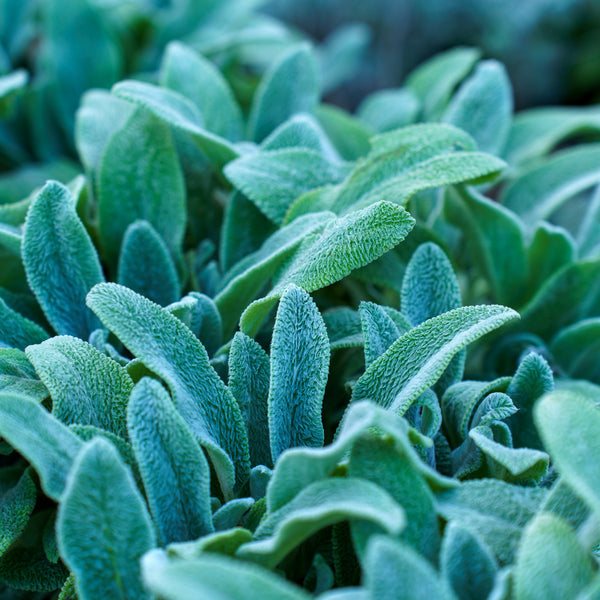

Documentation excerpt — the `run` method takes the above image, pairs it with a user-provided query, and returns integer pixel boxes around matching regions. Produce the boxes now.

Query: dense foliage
[1,7,600,599]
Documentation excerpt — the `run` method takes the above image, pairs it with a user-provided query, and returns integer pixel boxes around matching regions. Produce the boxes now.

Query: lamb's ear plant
[1,35,600,599]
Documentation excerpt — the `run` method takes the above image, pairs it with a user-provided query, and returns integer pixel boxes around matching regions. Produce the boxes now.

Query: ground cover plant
[1,30,600,600]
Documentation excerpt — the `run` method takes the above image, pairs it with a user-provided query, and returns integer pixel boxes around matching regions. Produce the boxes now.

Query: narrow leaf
[269,285,329,461]
[127,377,213,544]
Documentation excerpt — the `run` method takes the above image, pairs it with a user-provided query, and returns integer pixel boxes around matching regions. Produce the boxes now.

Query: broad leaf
[57,439,155,600]
[87,283,250,499]
[237,478,405,568]
[0,393,83,500]
[22,181,104,338]
[352,305,519,413]
[26,335,133,437]
[0,297,49,350]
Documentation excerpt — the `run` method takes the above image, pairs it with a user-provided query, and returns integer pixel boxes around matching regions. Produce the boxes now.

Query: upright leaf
[117,220,180,306]
[0,468,37,556]
[127,377,213,544]
[248,44,319,142]
[26,335,133,437]
[269,285,329,461]
[98,107,186,267]
[87,283,250,498]
[57,439,155,600]
[22,181,104,339]
[160,41,243,141]
[352,305,519,413]
[359,302,400,366]
[0,393,83,500]
[228,332,272,468]
[442,60,512,156]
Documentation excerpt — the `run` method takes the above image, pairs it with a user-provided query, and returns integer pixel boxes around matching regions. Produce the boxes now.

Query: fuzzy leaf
[143,549,311,600]
[364,535,457,600]
[98,107,186,267]
[442,60,512,156]
[550,319,600,382]
[0,393,83,500]
[224,148,348,225]
[26,336,132,437]
[349,433,440,561]
[117,220,180,306]
[87,283,250,498]
[406,47,481,120]
[441,523,498,600]
[57,439,155,600]
[501,145,600,226]
[160,41,243,141]
[357,88,420,133]
[444,186,528,307]
[22,181,104,339]
[216,211,331,335]
[248,44,319,142]
[514,514,595,600]
[113,80,239,169]
[0,298,49,350]
[240,201,415,337]
[127,377,213,544]
[352,305,519,413]
[228,332,271,468]
[436,480,546,565]
[237,478,405,568]
[0,468,36,556]
[316,104,372,161]
[359,301,400,366]
[269,285,329,460]
[535,391,600,520]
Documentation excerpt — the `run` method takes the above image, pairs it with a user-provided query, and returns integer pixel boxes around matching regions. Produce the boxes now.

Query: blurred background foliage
[1,0,600,186]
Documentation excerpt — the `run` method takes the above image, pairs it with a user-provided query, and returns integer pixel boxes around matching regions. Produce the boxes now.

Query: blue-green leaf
[0,297,49,350]
[352,305,519,413]
[160,41,243,141]
[269,285,329,461]
[0,468,37,557]
[364,535,457,600]
[127,377,213,544]
[22,181,104,338]
[87,283,250,498]
[357,88,420,133]
[359,301,400,367]
[26,335,132,437]
[0,393,83,500]
[57,439,155,600]
[118,220,180,307]
[237,478,405,568]
[550,319,600,383]
[228,332,271,468]
[442,60,512,156]
[98,107,186,267]
[143,549,311,600]
[248,44,320,142]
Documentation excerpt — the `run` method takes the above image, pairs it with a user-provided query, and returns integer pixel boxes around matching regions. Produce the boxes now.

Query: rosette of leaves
[0,39,599,600]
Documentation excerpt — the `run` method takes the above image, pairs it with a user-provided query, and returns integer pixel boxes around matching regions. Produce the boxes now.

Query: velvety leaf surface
[228,332,272,468]
[364,535,457,600]
[98,106,186,267]
[550,319,600,382]
[160,41,243,141]
[26,335,133,437]
[359,301,400,366]
[269,285,329,460]
[357,88,420,133]
[514,514,595,600]
[57,439,155,600]
[352,305,519,413]
[240,201,415,336]
[117,220,180,306]
[224,148,348,225]
[0,468,36,556]
[248,43,319,142]
[0,297,49,350]
[0,393,83,500]
[87,283,250,498]
[127,377,213,544]
[143,550,311,600]
[237,478,405,568]
[22,181,104,339]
